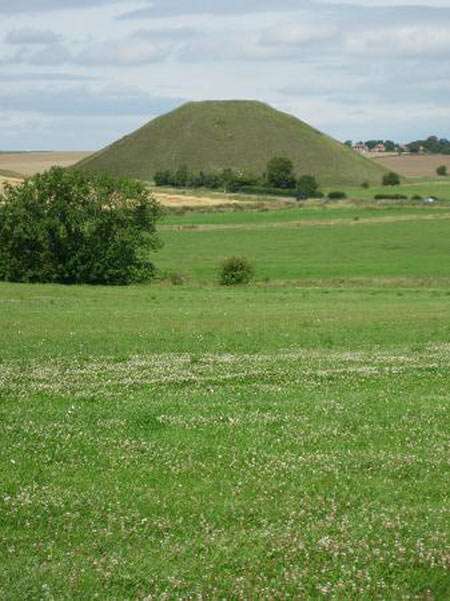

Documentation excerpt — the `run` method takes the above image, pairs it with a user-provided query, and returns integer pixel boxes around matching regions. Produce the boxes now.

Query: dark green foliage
[296,175,319,199]
[266,157,296,189]
[407,136,450,155]
[328,191,347,200]
[219,256,254,286]
[361,181,370,189]
[411,195,423,201]
[436,165,448,176]
[382,171,401,186]
[239,185,297,198]
[0,167,162,285]
[154,166,258,192]
[374,193,408,200]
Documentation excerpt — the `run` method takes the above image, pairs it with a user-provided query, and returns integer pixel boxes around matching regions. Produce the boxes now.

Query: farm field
[1,201,450,600]
[0,151,92,177]
[323,179,450,202]
[372,153,450,178]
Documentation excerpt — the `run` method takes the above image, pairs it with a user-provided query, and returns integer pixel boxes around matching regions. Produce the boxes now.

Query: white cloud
[346,25,450,57]
[261,23,338,47]
[5,28,60,44]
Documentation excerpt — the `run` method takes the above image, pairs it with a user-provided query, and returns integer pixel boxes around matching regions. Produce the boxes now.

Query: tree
[0,167,162,285]
[296,175,319,199]
[384,140,397,152]
[154,169,172,186]
[436,165,448,176]
[174,165,189,188]
[266,157,296,189]
[382,171,401,186]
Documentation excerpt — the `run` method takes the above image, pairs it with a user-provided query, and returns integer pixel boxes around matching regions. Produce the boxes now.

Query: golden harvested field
[0,151,92,177]
[153,191,292,209]
[0,175,23,191]
[371,153,450,177]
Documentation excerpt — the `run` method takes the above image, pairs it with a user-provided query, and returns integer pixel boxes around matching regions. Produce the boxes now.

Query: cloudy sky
[0,0,449,150]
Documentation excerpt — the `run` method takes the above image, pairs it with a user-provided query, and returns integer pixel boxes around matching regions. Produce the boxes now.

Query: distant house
[372,143,386,153]
[353,142,369,154]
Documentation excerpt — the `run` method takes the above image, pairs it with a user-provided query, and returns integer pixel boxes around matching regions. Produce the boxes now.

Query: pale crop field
[0,151,92,177]
[372,154,450,178]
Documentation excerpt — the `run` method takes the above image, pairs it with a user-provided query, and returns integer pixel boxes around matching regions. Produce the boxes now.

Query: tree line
[154,157,321,199]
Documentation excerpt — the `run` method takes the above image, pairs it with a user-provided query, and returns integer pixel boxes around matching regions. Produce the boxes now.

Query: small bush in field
[169,272,187,286]
[436,165,447,176]
[382,171,401,186]
[219,256,254,286]
[328,191,347,200]
[0,167,162,285]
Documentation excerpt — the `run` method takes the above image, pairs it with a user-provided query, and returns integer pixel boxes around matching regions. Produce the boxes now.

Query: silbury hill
[76,100,387,187]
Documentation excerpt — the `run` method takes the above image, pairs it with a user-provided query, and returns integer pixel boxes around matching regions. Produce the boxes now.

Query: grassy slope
[1,206,450,599]
[76,100,388,187]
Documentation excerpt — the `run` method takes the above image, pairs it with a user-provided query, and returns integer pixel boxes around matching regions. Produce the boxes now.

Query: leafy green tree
[436,165,448,176]
[0,167,162,285]
[382,171,401,186]
[154,169,172,186]
[296,175,319,199]
[174,166,189,188]
[266,157,296,189]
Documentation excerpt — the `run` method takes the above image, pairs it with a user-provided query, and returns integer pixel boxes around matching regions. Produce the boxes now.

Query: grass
[76,100,387,187]
[331,180,450,201]
[159,205,450,284]
[1,202,450,599]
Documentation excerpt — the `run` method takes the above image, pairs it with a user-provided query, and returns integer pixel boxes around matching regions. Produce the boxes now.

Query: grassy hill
[76,100,388,187]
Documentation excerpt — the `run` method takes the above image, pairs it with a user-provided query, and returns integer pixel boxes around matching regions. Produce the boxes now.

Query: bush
[0,167,162,285]
[374,193,408,200]
[436,165,448,176]
[361,181,370,189]
[266,157,296,189]
[296,175,319,199]
[411,194,423,201]
[382,171,401,186]
[239,185,297,198]
[219,256,254,286]
[328,191,347,200]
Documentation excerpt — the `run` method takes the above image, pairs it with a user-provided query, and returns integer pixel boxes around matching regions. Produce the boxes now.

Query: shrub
[154,170,172,186]
[0,167,162,285]
[296,175,319,199]
[239,185,297,198]
[168,272,187,286]
[382,171,401,186]
[361,181,370,189]
[436,165,448,176]
[411,194,423,201]
[266,157,296,189]
[374,193,408,200]
[219,256,254,286]
[328,191,347,200]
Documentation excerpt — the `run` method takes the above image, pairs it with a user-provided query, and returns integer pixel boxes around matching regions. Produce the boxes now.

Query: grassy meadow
[1,200,450,599]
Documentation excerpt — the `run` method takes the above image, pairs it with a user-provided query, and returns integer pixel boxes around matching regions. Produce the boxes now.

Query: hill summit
[76,100,387,187]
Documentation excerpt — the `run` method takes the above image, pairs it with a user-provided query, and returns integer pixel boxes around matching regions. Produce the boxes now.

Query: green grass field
[1,202,449,599]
